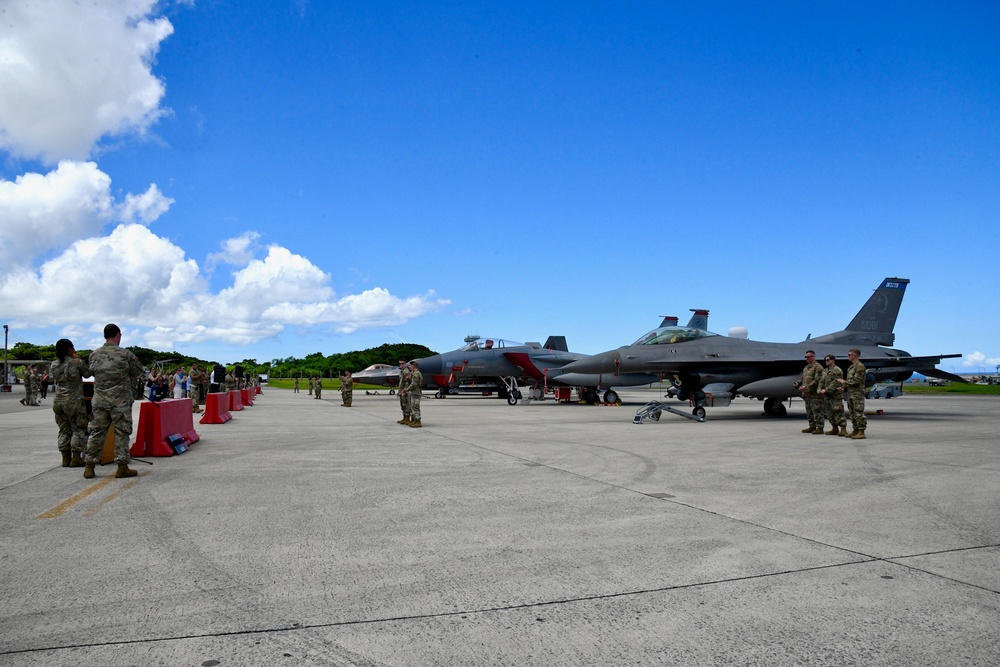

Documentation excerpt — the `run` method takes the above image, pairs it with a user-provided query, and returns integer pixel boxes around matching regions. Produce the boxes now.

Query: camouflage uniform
[22,367,39,406]
[314,377,322,399]
[818,363,846,432]
[293,377,300,393]
[85,342,144,465]
[845,359,868,433]
[224,371,236,392]
[51,356,91,459]
[406,366,423,423]
[189,366,206,412]
[340,373,353,406]
[798,359,824,432]
[397,364,411,422]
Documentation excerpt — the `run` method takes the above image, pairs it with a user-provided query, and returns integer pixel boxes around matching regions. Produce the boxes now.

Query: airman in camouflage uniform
[405,361,423,427]
[21,365,40,406]
[842,348,868,439]
[817,354,847,437]
[189,364,205,413]
[84,324,145,479]
[314,376,323,399]
[50,339,91,467]
[224,370,237,392]
[794,351,824,434]
[396,360,411,424]
[340,370,353,406]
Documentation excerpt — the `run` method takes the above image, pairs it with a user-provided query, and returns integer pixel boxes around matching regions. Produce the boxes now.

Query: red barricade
[130,399,200,457]
[240,388,253,406]
[229,390,244,411]
[255,385,262,395]
[200,392,232,425]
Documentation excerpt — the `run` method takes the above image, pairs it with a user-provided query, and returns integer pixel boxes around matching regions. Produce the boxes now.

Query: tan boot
[826,425,839,436]
[408,419,422,428]
[850,429,866,440]
[115,462,138,478]
[61,451,72,467]
[838,428,849,437]
[84,462,96,479]
[70,452,85,467]
[801,426,813,433]
[811,428,824,434]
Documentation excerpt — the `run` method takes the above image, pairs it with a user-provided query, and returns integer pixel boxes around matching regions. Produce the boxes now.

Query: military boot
[408,419,422,428]
[850,429,866,440]
[826,425,839,436]
[838,428,849,437]
[61,451,72,467]
[811,428,824,434]
[84,462,96,479]
[801,425,813,433]
[70,452,85,467]
[115,462,138,478]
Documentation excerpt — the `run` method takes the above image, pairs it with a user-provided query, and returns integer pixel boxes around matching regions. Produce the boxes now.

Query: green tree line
[5,340,436,379]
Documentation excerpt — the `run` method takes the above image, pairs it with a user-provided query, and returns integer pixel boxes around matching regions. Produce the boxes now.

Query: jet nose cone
[562,350,619,375]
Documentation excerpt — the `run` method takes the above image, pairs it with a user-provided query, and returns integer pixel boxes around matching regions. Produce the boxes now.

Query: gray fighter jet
[559,278,965,418]
[414,331,669,405]
[413,336,561,403]
[351,364,400,392]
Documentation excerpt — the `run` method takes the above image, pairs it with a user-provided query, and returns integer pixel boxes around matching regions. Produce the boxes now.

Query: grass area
[264,379,384,391]
[894,383,1000,395]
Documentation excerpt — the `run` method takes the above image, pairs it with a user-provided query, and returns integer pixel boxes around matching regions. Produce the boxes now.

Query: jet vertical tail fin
[543,336,569,352]
[810,277,909,346]
[686,309,709,331]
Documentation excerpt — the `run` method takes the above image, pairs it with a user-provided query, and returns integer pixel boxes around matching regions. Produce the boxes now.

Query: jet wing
[861,354,966,382]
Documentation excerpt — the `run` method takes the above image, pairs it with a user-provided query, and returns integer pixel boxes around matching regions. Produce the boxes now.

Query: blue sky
[1,1,997,374]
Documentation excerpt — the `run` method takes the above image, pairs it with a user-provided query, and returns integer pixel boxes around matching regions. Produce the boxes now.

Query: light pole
[2,324,9,392]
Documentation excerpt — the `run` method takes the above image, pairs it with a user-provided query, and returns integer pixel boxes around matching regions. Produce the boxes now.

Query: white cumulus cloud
[0,161,174,269]
[0,0,173,163]
[962,351,1000,368]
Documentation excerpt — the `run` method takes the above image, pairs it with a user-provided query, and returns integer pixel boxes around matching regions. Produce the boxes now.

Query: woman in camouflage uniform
[50,339,90,467]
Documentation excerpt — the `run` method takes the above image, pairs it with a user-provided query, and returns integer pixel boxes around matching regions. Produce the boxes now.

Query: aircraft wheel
[389,389,395,396]
[434,390,442,399]
[693,406,706,419]
[603,389,619,404]
[507,394,518,405]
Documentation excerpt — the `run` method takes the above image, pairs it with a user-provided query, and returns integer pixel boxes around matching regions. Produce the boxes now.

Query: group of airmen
[18,364,45,406]
[293,373,354,406]
[293,359,423,425]
[395,359,423,427]
[47,324,146,479]
[795,348,868,439]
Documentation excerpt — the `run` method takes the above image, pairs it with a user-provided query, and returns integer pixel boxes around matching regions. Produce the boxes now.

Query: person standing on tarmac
[314,375,323,399]
[405,361,423,428]
[293,376,300,393]
[396,359,411,424]
[50,338,90,467]
[794,350,824,434]
[817,354,847,437]
[340,370,353,406]
[83,324,145,479]
[841,348,868,439]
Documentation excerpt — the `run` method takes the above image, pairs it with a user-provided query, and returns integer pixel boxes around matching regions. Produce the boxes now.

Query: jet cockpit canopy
[630,326,720,347]
[459,337,522,352]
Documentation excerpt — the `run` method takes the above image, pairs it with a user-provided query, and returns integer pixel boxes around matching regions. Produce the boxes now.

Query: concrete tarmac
[1,386,998,666]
